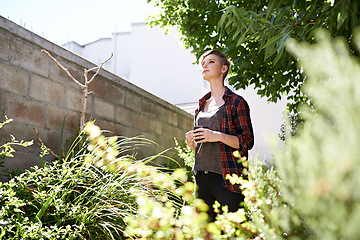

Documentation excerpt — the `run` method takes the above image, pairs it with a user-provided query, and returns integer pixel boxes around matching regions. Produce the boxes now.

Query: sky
[0,0,159,45]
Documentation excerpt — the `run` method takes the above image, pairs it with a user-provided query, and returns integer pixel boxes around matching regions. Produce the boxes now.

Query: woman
[185,49,254,222]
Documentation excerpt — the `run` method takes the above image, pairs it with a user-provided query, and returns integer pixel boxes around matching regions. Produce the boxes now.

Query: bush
[274,29,360,239]
[0,125,173,239]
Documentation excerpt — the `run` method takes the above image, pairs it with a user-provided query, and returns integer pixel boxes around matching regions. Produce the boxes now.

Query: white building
[63,23,208,105]
[63,22,288,161]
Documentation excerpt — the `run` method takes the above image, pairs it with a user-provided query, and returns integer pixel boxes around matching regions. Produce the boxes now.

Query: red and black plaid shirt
[195,87,254,193]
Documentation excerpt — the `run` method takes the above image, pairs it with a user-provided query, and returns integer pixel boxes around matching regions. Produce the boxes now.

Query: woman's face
[200,54,227,81]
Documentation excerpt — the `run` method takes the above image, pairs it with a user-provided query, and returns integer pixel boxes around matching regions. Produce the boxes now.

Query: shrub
[274,29,360,239]
[0,125,172,239]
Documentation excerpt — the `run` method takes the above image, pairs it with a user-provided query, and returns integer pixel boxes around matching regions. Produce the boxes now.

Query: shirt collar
[198,86,233,109]
[223,86,233,100]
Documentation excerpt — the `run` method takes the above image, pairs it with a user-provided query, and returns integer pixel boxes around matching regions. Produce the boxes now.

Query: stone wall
[0,16,193,181]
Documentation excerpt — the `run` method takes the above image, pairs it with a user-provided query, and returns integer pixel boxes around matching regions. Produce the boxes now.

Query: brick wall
[0,16,194,181]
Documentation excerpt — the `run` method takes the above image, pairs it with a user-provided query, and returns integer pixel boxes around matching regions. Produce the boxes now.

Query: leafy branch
[0,116,33,176]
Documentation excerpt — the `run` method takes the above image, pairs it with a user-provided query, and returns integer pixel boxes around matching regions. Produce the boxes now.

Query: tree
[147,0,359,110]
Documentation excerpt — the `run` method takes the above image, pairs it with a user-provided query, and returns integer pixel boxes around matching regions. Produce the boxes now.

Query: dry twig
[33,128,58,159]
[41,49,113,130]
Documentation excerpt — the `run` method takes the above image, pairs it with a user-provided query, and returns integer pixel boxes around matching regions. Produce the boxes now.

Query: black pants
[195,171,244,222]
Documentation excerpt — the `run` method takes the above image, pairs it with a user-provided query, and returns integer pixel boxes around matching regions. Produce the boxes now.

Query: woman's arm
[193,128,239,149]
[233,98,254,154]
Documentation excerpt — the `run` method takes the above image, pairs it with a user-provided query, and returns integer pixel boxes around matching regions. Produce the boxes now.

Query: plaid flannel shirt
[195,87,254,193]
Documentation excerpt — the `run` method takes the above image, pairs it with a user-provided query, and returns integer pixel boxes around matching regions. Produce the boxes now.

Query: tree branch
[86,53,113,84]
[41,49,86,90]
[42,49,113,130]
[33,128,59,159]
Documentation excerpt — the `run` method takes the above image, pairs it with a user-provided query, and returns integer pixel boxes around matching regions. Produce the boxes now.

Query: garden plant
[0,124,181,239]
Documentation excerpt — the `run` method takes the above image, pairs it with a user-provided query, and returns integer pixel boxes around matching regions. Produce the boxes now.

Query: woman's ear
[222,65,228,74]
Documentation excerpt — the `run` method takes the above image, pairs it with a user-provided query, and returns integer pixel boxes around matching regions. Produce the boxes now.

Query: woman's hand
[193,128,221,143]
[193,128,240,149]
[185,130,197,152]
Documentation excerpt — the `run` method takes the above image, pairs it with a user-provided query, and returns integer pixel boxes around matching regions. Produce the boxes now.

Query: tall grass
[0,126,172,239]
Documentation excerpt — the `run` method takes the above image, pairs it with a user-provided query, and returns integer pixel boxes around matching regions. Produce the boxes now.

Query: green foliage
[276,28,360,239]
[0,116,33,179]
[173,138,194,182]
[278,110,303,141]
[174,138,194,170]
[147,0,359,111]
[0,116,33,159]
[0,125,171,239]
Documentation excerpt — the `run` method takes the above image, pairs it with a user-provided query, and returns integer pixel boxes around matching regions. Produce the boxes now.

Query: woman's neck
[203,81,225,112]
[209,80,226,98]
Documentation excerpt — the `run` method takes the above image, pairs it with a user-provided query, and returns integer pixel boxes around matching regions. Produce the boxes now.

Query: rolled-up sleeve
[234,98,254,156]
